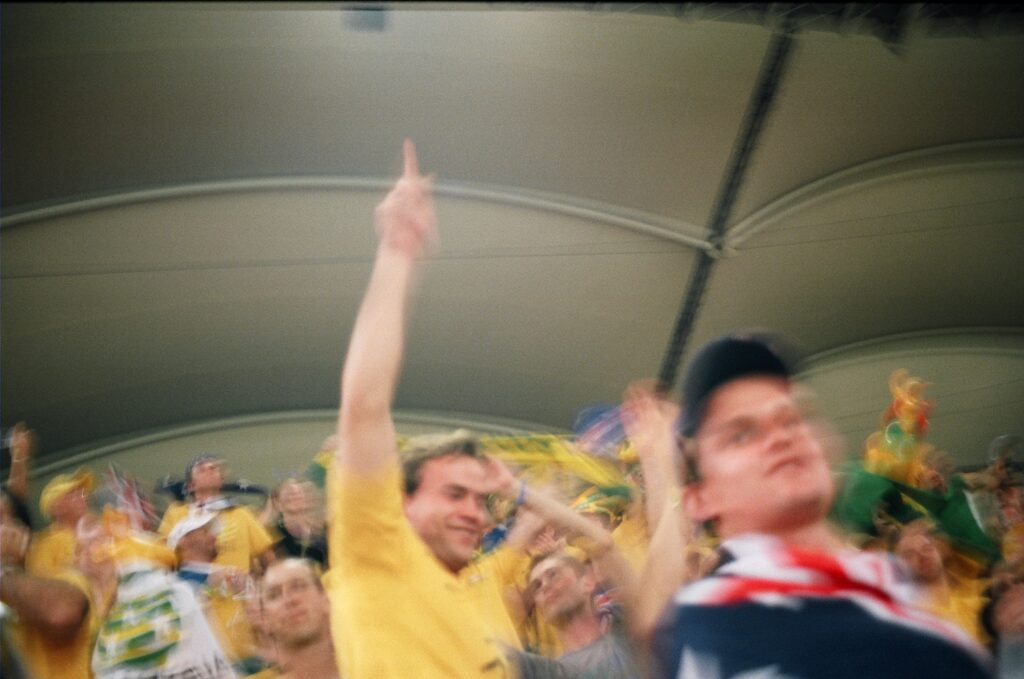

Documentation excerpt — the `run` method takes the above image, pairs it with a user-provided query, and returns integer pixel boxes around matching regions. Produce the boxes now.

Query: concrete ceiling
[2,3,1023,473]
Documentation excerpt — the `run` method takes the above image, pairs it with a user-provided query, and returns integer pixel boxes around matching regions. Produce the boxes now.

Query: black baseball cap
[680,333,796,437]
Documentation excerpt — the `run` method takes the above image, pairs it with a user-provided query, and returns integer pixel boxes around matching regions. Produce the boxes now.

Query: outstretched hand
[620,379,681,464]
[482,455,520,500]
[374,139,437,259]
[0,521,29,567]
[10,422,36,461]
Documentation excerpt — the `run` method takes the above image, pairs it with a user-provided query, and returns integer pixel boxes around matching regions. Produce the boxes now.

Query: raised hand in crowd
[6,422,36,503]
[619,380,696,640]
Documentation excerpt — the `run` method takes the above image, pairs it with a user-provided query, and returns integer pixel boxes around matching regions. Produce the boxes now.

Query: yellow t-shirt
[9,568,97,679]
[25,524,77,578]
[462,546,525,652]
[205,583,258,663]
[327,462,514,678]
[612,512,650,575]
[159,502,274,572]
[920,574,991,647]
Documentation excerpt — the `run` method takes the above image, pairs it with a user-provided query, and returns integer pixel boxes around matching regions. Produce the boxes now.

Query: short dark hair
[260,557,323,599]
[401,430,486,496]
[527,550,587,582]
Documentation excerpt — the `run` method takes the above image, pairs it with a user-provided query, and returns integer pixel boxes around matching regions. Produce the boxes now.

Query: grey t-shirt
[557,607,645,679]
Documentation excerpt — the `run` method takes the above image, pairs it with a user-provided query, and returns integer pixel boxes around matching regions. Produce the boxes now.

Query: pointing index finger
[403,138,420,178]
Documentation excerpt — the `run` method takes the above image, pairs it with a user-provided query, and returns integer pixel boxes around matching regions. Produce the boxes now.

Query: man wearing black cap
[650,333,993,678]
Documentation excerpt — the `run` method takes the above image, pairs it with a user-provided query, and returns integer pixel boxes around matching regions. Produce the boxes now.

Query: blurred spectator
[169,511,263,675]
[528,549,644,678]
[264,478,327,568]
[894,518,990,644]
[26,468,96,577]
[159,454,275,574]
[1,491,94,679]
[159,455,274,673]
[2,423,36,528]
[650,334,992,678]
[85,509,236,679]
[982,569,1024,678]
[249,559,337,679]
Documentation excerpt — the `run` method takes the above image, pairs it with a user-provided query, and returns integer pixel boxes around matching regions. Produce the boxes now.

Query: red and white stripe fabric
[678,534,987,663]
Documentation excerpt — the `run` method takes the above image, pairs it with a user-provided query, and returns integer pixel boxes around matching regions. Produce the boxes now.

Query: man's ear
[683,484,714,524]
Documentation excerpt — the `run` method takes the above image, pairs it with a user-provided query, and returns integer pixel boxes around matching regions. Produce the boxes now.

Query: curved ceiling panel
[693,141,1024,351]
[2,185,696,460]
[2,4,1023,473]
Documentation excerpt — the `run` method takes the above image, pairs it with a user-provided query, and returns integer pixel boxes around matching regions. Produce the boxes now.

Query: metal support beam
[656,26,796,392]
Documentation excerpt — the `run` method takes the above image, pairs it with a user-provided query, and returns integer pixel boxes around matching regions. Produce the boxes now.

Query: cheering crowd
[2,142,1021,679]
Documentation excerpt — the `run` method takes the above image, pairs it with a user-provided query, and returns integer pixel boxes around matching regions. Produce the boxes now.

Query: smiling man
[651,334,993,679]
[329,141,639,679]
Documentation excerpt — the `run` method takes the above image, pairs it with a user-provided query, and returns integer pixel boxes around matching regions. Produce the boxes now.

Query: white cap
[167,510,219,550]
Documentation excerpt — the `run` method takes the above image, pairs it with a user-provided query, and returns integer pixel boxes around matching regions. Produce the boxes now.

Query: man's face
[52,484,90,524]
[188,460,224,495]
[687,376,834,538]
[895,531,946,584]
[277,479,311,515]
[403,455,491,573]
[261,560,329,649]
[529,556,593,625]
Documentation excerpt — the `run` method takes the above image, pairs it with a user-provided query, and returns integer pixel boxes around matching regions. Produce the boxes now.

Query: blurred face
[52,485,90,525]
[895,531,946,584]
[261,560,329,649]
[188,461,224,495]
[277,479,311,515]
[529,556,593,625]
[687,376,834,538]
[403,455,491,573]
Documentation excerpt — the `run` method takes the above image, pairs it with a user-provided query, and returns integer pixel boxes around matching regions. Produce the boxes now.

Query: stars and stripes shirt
[652,534,993,679]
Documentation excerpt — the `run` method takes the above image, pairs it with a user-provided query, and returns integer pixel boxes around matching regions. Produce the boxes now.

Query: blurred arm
[620,382,690,640]
[0,569,89,643]
[6,423,35,502]
[336,140,437,475]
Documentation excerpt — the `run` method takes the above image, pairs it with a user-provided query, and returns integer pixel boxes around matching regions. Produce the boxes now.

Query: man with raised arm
[650,334,993,679]
[330,140,523,678]
[329,141,634,678]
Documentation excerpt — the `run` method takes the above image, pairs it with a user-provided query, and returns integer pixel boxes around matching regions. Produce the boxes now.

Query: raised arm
[485,458,636,598]
[620,382,691,640]
[620,382,681,538]
[337,140,437,474]
[6,422,35,502]
[1,519,89,643]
